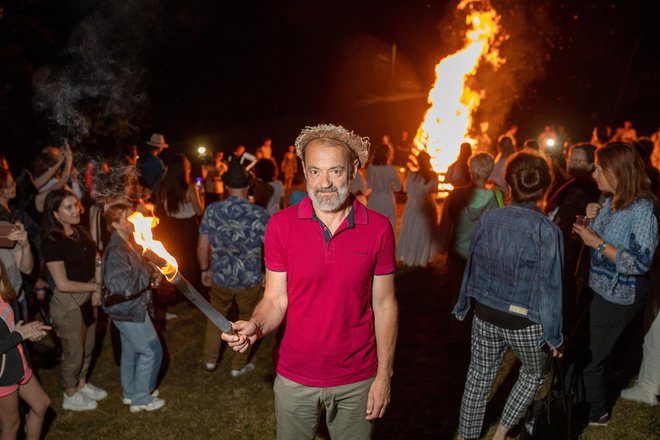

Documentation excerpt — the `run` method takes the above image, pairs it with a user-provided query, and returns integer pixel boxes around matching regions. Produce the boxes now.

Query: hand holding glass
[573,215,592,238]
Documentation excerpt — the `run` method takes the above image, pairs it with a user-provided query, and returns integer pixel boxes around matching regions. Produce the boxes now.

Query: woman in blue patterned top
[573,142,658,426]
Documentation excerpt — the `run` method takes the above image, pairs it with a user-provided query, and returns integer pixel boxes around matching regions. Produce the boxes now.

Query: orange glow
[414,0,504,178]
[128,212,178,281]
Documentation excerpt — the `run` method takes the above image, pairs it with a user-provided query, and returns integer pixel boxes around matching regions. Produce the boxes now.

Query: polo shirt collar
[297,195,368,226]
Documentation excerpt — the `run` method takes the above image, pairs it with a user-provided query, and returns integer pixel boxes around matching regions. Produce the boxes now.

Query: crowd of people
[0,118,659,439]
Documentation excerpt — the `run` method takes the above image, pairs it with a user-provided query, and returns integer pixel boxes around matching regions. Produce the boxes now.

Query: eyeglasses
[2,181,16,190]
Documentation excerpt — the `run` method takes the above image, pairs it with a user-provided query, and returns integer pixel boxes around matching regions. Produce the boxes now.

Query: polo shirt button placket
[326,237,336,263]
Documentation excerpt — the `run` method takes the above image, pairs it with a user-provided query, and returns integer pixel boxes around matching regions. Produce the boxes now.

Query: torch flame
[128,212,179,281]
[414,0,504,178]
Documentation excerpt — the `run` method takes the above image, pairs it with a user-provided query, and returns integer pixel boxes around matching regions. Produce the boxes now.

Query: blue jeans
[113,315,162,405]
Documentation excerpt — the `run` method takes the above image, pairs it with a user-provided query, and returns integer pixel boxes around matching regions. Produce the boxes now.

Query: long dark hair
[371,144,392,166]
[41,189,83,241]
[416,151,436,183]
[159,154,190,215]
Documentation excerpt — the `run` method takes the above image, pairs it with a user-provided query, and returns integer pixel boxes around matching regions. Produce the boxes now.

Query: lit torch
[128,212,233,334]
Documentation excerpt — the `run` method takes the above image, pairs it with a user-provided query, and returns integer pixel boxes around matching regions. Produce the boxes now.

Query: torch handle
[170,273,233,334]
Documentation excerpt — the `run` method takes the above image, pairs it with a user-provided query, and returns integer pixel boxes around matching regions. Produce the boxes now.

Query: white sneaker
[205,362,217,372]
[79,383,108,401]
[122,389,160,405]
[63,392,98,411]
[130,397,166,413]
[620,385,658,405]
[230,363,255,377]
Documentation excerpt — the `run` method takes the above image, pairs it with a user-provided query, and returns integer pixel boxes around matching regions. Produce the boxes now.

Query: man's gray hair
[294,124,371,168]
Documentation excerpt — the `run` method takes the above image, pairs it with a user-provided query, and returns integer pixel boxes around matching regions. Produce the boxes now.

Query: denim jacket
[589,197,658,305]
[101,232,153,322]
[453,203,564,349]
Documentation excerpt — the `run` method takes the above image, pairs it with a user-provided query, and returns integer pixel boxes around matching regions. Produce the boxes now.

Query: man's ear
[350,160,359,180]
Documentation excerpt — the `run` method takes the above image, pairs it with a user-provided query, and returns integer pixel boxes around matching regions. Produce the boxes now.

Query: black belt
[103,286,150,308]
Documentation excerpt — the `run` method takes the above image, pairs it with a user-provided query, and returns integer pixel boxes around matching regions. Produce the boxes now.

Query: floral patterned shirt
[199,196,270,288]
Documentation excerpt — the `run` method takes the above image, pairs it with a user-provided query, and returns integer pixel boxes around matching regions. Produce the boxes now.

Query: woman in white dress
[397,151,439,266]
[367,144,401,230]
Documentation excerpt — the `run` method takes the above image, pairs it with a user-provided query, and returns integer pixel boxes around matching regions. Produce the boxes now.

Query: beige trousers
[203,282,262,370]
[50,289,95,389]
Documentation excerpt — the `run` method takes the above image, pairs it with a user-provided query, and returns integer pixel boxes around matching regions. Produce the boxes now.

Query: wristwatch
[597,242,608,253]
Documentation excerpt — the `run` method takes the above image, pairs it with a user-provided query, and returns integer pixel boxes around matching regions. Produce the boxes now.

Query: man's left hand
[366,374,391,420]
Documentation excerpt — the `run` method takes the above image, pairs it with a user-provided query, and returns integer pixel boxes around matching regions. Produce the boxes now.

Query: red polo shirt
[265,196,395,387]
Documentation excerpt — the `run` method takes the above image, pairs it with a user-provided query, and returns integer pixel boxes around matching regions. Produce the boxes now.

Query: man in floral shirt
[197,161,270,376]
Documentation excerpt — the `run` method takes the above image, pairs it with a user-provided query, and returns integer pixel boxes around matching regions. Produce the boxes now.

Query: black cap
[222,161,251,188]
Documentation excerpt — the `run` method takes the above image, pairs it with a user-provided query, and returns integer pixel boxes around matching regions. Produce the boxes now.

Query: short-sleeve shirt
[199,196,270,289]
[265,196,395,388]
[41,230,96,282]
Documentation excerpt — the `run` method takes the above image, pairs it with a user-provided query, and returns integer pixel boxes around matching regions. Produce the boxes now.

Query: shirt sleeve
[374,220,396,275]
[615,202,659,275]
[40,238,61,263]
[257,209,271,242]
[0,329,24,355]
[199,205,213,236]
[538,226,564,349]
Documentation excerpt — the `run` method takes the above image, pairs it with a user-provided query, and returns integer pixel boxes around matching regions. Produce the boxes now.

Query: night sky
[1,0,658,168]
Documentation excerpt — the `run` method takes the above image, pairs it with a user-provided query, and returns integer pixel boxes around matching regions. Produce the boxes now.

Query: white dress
[396,172,439,267]
[367,165,401,230]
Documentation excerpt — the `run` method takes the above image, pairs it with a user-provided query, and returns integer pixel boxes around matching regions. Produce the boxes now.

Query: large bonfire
[414,0,505,189]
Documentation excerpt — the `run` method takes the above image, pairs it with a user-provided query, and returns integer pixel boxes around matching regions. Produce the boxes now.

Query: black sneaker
[588,413,610,426]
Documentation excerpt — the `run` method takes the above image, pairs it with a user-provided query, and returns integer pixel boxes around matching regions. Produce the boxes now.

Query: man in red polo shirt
[224,124,398,439]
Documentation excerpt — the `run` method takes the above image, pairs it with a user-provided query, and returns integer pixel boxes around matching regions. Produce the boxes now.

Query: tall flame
[128,212,179,281]
[414,0,504,176]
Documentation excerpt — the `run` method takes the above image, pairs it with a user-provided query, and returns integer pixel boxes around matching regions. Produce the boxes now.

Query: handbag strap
[550,357,568,394]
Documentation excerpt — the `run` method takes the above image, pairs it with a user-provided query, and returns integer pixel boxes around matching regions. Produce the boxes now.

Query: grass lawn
[33,263,659,439]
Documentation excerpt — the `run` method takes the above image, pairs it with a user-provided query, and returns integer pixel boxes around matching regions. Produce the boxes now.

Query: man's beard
[308,181,350,212]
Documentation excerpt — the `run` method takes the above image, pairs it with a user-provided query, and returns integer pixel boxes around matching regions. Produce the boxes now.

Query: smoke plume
[33,0,162,144]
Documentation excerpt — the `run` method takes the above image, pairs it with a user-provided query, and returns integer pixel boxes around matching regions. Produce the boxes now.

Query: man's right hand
[222,320,258,353]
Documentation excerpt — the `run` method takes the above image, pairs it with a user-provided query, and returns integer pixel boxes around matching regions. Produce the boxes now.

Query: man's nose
[319,172,332,188]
